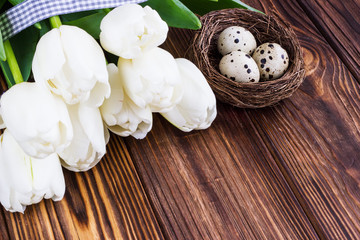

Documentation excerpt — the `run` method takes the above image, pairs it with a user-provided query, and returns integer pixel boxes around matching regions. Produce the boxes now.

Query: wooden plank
[1,135,164,239]
[0,1,358,239]
[295,0,360,81]
[123,29,319,239]
[125,0,360,239]
[244,0,360,239]
[125,112,319,239]
[0,210,10,239]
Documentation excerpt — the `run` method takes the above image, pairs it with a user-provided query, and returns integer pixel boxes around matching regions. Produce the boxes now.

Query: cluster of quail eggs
[218,26,289,83]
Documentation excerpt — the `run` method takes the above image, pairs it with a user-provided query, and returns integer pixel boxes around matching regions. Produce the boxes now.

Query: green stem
[34,22,42,29]
[4,40,23,85]
[49,15,62,29]
[103,8,111,14]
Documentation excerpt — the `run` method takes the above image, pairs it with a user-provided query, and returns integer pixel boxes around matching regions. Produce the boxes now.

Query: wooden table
[1,0,359,239]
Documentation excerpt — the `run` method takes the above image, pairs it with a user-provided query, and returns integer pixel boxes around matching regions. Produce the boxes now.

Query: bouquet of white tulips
[0,0,259,213]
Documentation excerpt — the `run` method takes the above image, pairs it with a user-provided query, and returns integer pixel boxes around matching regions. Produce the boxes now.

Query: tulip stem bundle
[49,15,62,29]
[3,40,23,86]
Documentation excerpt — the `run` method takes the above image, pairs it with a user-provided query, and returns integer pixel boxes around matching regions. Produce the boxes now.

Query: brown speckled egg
[219,51,260,83]
[252,43,289,80]
[217,26,257,56]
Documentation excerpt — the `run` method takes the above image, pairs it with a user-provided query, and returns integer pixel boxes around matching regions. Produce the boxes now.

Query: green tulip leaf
[0,0,7,9]
[0,26,39,85]
[11,27,38,82]
[8,0,23,5]
[0,57,15,88]
[39,21,51,37]
[0,30,5,61]
[60,10,100,23]
[180,0,263,15]
[64,12,107,39]
[141,0,201,30]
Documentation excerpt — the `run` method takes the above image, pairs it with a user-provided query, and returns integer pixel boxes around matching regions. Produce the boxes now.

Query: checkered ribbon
[0,0,147,41]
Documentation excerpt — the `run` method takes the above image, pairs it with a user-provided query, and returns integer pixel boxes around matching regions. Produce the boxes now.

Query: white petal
[161,107,191,132]
[101,64,153,139]
[31,153,65,201]
[118,47,183,112]
[100,4,144,58]
[60,25,110,107]
[0,108,5,129]
[78,103,106,154]
[107,101,153,139]
[0,130,66,213]
[142,6,168,49]
[0,82,73,158]
[1,130,32,195]
[99,64,124,125]
[100,4,168,59]
[161,58,217,131]
[59,104,106,172]
[32,28,65,85]
[33,25,109,106]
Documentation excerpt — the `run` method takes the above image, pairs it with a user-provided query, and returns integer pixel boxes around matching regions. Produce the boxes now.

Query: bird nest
[189,9,305,108]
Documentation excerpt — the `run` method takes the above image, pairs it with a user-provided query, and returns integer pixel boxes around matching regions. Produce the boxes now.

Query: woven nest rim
[189,8,305,108]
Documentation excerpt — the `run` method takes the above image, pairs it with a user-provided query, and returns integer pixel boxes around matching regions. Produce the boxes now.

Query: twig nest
[189,9,305,108]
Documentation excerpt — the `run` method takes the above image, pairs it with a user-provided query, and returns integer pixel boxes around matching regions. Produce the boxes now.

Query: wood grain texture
[125,112,319,240]
[123,0,360,239]
[122,28,318,239]
[1,0,360,239]
[0,210,10,240]
[296,0,360,81]
[247,0,360,239]
[1,135,164,240]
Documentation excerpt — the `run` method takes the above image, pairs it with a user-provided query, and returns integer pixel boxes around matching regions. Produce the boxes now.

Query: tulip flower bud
[0,130,65,213]
[117,47,183,113]
[32,25,110,107]
[101,64,153,139]
[161,59,217,132]
[58,103,108,172]
[0,82,73,159]
[100,4,168,59]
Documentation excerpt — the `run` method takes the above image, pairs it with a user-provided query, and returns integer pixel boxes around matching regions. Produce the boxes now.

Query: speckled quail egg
[217,26,257,56]
[252,43,289,80]
[219,51,260,83]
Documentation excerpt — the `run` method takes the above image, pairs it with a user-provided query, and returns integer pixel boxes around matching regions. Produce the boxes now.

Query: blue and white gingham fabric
[0,0,147,41]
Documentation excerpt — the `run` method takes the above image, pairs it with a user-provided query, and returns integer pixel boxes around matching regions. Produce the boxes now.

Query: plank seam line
[1,210,11,239]
[113,137,165,240]
[122,138,168,240]
[244,109,325,240]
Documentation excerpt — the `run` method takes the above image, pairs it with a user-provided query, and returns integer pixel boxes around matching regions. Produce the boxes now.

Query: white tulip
[101,64,152,139]
[117,47,183,113]
[59,103,108,172]
[0,130,65,213]
[161,59,217,132]
[0,82,73,159]
[32,25,110,107]
[100,4,168,59]
[0,112,4,129]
